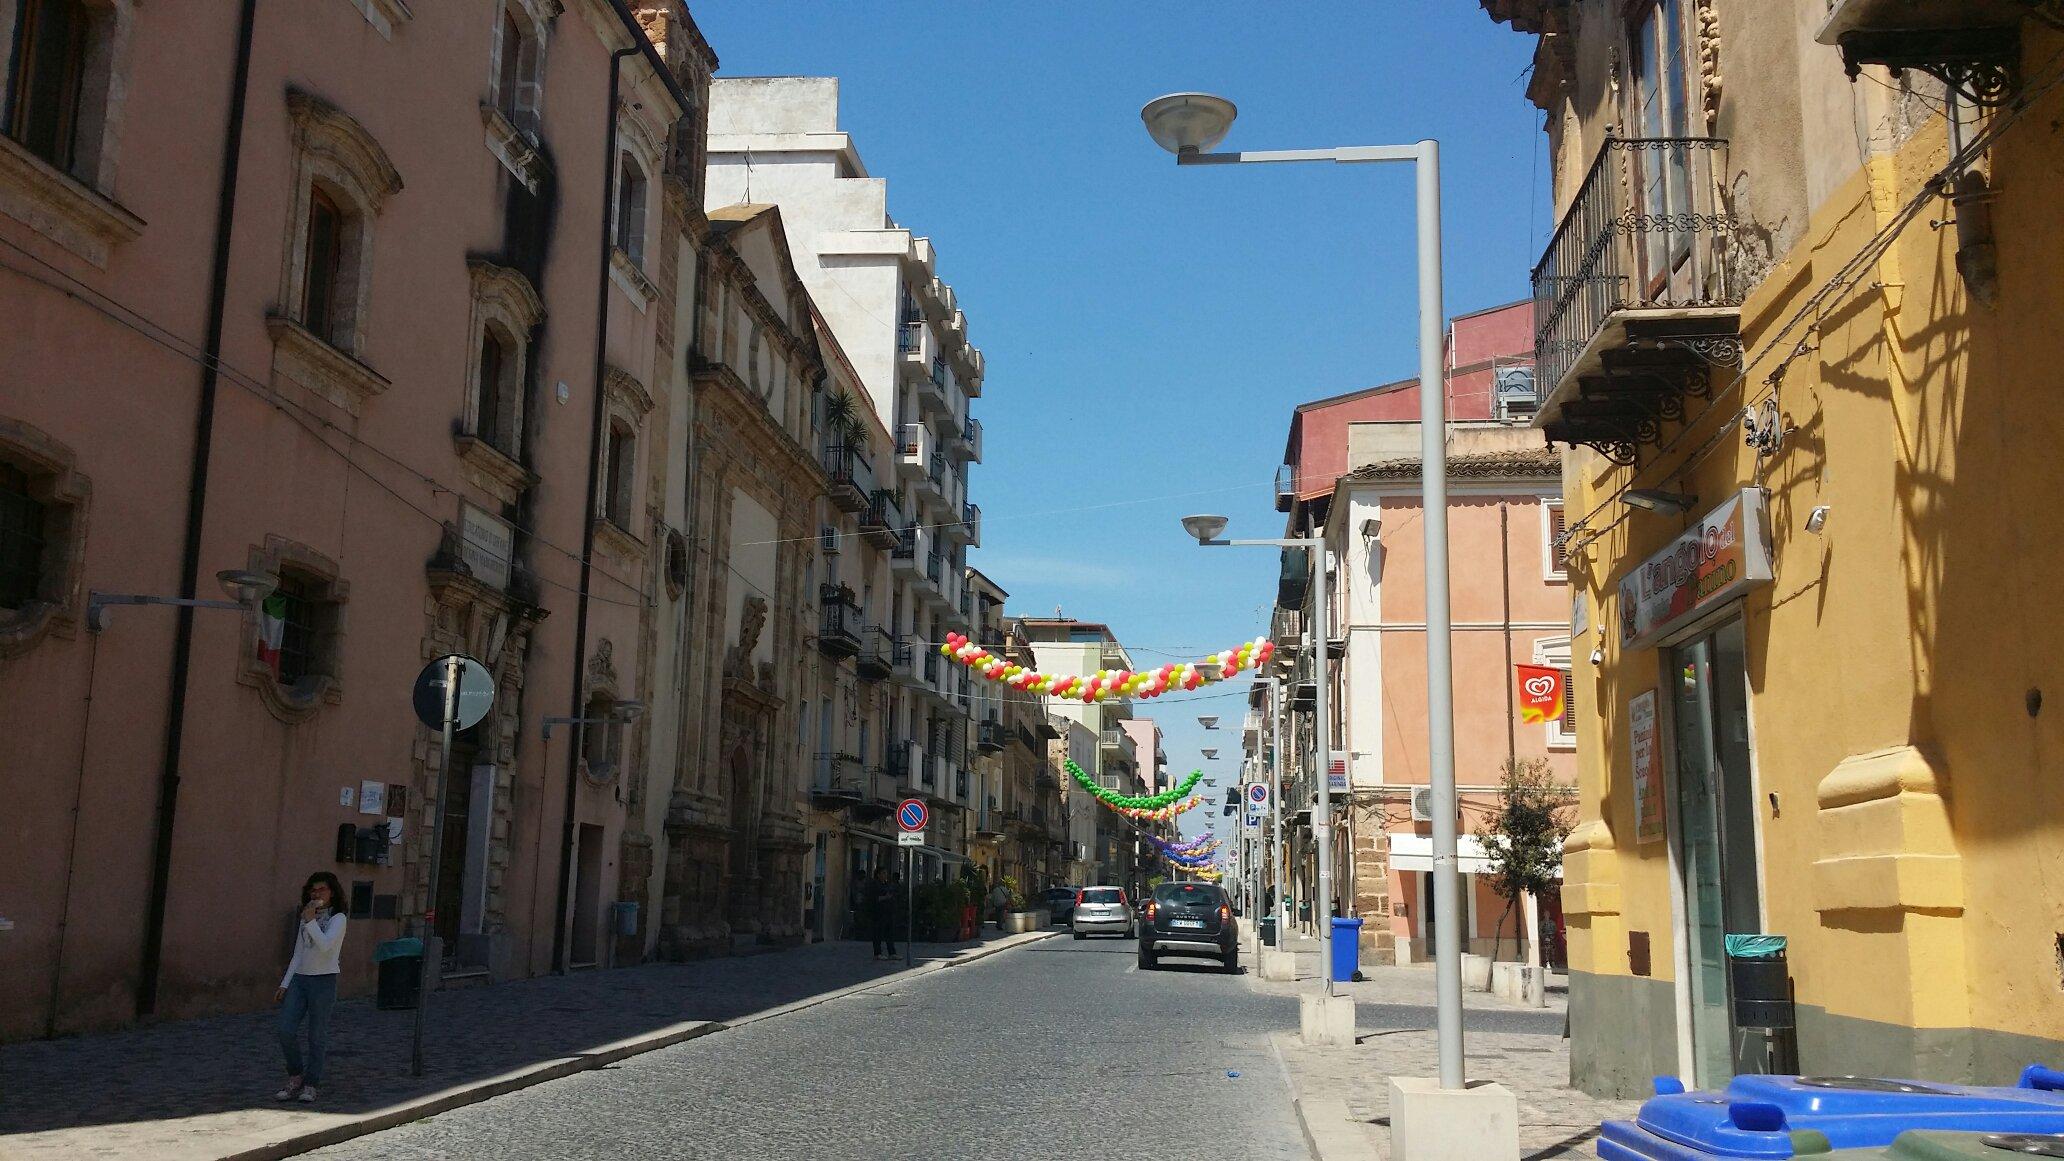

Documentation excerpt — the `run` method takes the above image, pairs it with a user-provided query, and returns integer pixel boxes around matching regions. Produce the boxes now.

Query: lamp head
[1140,92,1237,155]
[614,699,647,723]
[1623,488,1698,516]
[1181,513,1230,543]
[217,569,278,606]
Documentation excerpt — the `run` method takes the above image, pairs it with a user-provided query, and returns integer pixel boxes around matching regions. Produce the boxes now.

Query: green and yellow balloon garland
[1065,760,1203,810]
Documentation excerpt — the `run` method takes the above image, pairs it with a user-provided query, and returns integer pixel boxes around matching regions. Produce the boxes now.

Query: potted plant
[1002,876,1045,933]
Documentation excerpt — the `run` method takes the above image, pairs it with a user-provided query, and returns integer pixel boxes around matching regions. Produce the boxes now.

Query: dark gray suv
[1138,881,1237,972]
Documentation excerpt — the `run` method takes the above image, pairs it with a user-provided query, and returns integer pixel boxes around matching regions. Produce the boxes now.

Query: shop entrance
[1669,617,1760,1086]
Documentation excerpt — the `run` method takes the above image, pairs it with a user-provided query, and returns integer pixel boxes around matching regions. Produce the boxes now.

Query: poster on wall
[1629,690,1662,844]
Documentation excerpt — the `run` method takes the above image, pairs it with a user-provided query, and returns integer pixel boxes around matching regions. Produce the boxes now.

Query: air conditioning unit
[819,526,842,555]
[1410,785,1436,822]
[1494,366,1538,423]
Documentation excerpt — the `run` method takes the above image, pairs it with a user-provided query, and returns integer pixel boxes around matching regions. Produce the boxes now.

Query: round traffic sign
[413,655,496,731]
[896,798,929,833]
[1248,782,1269,806]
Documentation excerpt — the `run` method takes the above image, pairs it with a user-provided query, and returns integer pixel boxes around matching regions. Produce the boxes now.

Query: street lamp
[87,568,278,632]
[1179,514,1338,998]
[541,699,646,740]
[1149,99,1468,1090]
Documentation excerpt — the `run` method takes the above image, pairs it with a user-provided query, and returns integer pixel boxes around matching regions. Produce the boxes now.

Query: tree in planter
[1474,756,1575,971]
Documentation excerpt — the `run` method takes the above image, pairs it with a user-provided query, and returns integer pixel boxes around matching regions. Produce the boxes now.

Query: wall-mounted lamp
[1360,517,1382,538]
[1806,505,1831,535]
[1590,646,1605,666]
[88,568,278,633]
[1624,489,1698,516]
[541,699,647,740]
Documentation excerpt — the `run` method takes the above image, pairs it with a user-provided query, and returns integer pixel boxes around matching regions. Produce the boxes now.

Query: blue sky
[694,3,1546,846]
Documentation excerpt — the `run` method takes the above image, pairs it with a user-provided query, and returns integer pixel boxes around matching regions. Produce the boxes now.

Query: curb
[1294,1096,1379,1161]
[226,930,1057,1161]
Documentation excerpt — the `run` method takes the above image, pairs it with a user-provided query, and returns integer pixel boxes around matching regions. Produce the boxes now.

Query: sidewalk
[0,928,1054,1161]
[1250,937,1639,1160]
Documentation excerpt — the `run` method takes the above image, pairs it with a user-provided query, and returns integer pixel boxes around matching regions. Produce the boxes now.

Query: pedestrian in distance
[868,866,898,960]
[275,871,347,1103]
[987,879,1010,929]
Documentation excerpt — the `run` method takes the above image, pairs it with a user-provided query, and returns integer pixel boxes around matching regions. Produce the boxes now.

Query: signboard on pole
[896,798,929,833]
[1247,782,1269,807]
[1630,689,1662,844]
[897,830,924,847]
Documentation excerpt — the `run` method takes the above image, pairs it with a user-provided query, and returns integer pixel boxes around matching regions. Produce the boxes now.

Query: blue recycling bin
[1596,1066,2064,1160]
[1329,916,1364,982]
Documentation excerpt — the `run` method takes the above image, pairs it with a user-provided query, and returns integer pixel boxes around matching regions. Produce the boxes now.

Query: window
[1542,499,1567,580]
[613,153,646,267]
[476,327,512,454]
[302,188,345,345]
[1628,0,1694,294]
[7,0,89,171]
[272,573,320,687]
[604,422,634,528]
[1533,636,1576,751]
[241,536,347,720]
[494,9,524,123]
[0,462,46,610]
[582,693,621,781]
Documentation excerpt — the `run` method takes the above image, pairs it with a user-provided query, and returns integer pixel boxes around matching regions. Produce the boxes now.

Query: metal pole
[903,847,914,969]
[413,655,461,1077]
[1312,536,1335,997]
[1414,139,1465,1090]
[1270,677,1285,941]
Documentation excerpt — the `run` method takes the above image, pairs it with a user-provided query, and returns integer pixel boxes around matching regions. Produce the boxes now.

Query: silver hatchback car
[1070,886,1134,939]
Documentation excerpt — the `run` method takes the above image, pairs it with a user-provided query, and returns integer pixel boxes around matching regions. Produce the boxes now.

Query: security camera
[1590,647,1605,665]
[1806,505,1831,534]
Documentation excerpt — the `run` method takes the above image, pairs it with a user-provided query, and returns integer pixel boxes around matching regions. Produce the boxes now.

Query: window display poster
[1630,689,1662,844]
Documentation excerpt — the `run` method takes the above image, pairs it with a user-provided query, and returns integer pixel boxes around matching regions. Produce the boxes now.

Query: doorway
[570,823,605,968]
[1669,618,1760,1085]
[434,726,482,965]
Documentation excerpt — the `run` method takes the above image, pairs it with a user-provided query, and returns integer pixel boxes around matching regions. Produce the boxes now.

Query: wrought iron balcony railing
[1531,137,1742,405]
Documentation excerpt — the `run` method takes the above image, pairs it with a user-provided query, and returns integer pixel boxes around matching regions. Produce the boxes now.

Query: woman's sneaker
[274,1080,302,1100]
[297,1086,318,1103]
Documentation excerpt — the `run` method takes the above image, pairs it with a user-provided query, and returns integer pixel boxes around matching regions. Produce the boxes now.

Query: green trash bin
[1806,1130,2064,1157]
[374,937,424,1010]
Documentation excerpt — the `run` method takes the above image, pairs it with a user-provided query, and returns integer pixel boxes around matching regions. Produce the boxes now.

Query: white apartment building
[1016,619,1143,888]
[707,76,987,882]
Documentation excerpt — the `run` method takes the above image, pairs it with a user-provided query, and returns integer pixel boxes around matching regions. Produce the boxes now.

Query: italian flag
[256,593,287,679]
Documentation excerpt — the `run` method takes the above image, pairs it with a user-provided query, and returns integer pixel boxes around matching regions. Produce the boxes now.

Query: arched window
[603,421,634,529]
[613,153,647,267]
[301,186,347,345]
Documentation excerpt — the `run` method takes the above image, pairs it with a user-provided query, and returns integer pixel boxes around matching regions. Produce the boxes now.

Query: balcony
[1818,0,2030,111]
[979,625,1005,651]
[923,650,940,688]
[886,739,922,789]
[897,319,937,385]
[1273,463,1298,513]
[1531,137,1743,466]
[917,354,951,417]
[897,422,934,483]
[859,490,901,550]
[1277,545,1310,610]
[856,627,894,682]
[821,442,868,513]
[811,752,866,804]
[977,718,1006,754]
[890,636,922,687]
[817,588,862,660]
[891,523,925,579]
[1100,729,1136,763]
[975,798,1006,840]
[948,415,983,464]
[961,502,981,548]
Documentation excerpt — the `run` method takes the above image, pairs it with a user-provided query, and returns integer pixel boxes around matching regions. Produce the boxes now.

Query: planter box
[1003,909,1048,933]
[1461,952,1492,991]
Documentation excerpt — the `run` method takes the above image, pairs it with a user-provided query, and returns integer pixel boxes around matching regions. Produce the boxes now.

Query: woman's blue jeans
[278,973,338,1084]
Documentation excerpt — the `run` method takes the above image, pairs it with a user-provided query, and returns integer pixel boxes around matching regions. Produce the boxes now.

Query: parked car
[1139,881,1237,972]
[1044,886,1080,925]
[1070,886,1134,939]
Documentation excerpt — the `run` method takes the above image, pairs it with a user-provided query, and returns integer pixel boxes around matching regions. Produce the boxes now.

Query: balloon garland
[1159,833,1218,856]
[1066,761,1203,811]
[1115,796,1201,822]
[940,633,1275,703]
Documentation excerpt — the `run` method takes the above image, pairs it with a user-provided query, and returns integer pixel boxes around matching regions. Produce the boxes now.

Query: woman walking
[275,871,346,1102]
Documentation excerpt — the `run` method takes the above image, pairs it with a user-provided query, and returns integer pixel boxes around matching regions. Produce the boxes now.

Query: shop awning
[1387,834,1563,879]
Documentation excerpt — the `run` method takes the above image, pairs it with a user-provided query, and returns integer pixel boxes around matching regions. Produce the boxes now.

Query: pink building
[0,0,698,1039]
[1264,300,1575,967]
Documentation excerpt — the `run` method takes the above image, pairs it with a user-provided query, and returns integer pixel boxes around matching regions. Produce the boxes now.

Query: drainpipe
[1501,501,1516,767]
[137,0,259,1019]
[554,42,640,975]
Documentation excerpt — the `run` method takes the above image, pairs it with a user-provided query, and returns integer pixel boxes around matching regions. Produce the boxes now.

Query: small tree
[1474,757,1575,966]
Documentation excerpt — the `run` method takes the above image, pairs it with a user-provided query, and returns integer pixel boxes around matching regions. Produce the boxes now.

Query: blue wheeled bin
[1597,1066,2064,1160]
[1328,916,1364,982]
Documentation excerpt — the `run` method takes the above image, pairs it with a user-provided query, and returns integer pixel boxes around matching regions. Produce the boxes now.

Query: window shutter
[1560,669,1576,737]
[1547,502,1568,574]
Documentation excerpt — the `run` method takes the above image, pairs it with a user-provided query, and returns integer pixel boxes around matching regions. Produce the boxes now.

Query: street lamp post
[1180,514,1337,1000]
[1148,94,1464,1088]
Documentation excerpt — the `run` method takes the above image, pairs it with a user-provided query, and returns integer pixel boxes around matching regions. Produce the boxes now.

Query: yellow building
[1482,0,2064,1096]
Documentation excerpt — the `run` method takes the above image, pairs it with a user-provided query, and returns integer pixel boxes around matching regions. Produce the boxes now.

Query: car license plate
[1170,919,1205,929]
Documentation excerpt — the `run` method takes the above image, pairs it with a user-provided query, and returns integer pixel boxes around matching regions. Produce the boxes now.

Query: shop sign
[1618,488,1773,650]
[1514,665,1566,725]
[459,503,515,592]
[1629,690,1662,844]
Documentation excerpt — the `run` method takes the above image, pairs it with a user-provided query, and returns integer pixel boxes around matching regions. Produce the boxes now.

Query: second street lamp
[1146,93,1467,1090]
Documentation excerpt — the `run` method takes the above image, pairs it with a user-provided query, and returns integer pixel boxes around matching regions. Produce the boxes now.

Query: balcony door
[1627,0,1696,301]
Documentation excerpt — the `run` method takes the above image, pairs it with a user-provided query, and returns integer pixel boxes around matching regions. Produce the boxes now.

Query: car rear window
[1082,888,1124,904]
[1154,883,1221,906]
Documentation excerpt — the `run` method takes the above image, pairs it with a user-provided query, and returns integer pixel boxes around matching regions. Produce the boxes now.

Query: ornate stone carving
[587,637,619,694]
[726,596,767,682]
[1695,0,1722,131]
